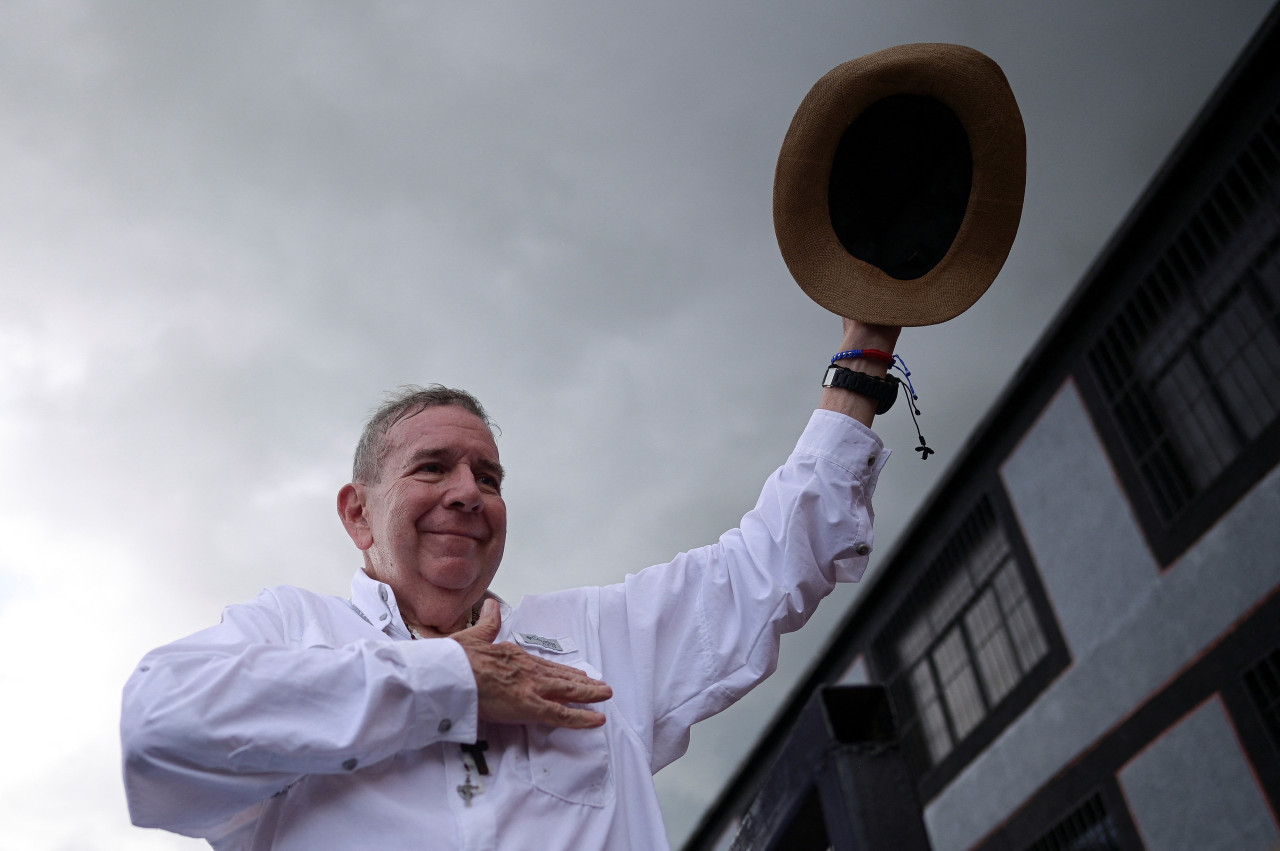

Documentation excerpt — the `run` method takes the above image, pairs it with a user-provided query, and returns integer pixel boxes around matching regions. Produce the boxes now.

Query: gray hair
[352,385,495,484]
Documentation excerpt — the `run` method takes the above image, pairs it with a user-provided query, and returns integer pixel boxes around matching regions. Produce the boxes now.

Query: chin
[421,563,488,594]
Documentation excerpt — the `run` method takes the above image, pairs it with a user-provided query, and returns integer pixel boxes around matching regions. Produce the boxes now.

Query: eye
[416,462,445,476]
[477,474,502,493]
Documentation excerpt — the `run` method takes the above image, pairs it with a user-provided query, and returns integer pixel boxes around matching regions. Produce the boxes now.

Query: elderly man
[122,318,899,849]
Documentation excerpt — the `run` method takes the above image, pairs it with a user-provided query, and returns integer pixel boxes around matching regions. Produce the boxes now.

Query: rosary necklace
[457,601,487,806]
[402,600,489,806]
[457,740,490,806]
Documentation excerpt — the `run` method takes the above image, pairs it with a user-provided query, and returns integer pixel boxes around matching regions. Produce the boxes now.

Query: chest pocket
[511,654,615,808]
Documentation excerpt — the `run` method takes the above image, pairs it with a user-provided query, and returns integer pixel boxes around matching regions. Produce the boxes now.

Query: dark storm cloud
[0,1,1272,846]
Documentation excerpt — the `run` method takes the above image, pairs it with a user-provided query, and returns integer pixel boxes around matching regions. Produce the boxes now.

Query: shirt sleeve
[595,409,888,771]
[120,587,478,839]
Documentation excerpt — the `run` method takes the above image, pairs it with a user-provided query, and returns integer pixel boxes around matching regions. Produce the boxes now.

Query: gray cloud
[0,0,1272,846]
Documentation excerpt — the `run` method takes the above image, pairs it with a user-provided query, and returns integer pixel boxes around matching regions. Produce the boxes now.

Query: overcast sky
[0,1,1274,848]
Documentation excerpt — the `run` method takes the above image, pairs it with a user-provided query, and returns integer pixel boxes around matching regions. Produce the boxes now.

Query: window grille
[1023,792,1122,851]
[1243,646,1280,755]
[873,496,1049,776]
[1086,106,1280,528]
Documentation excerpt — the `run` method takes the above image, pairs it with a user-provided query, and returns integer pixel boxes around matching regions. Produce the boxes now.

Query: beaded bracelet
[830,348,895,366]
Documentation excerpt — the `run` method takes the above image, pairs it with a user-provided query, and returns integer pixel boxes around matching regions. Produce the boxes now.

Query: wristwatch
[821,364,900,414]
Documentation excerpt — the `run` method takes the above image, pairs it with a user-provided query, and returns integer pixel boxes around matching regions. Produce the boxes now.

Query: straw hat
[774,43,1025,326]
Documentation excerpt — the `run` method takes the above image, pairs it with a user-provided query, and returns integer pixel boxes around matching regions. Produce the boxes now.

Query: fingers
[512,675,611,721]
[529,662,613,705]
[536,702,608,729]
[454,598,501,646]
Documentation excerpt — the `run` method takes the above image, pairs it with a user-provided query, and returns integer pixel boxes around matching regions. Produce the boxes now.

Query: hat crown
[828,93,973,281]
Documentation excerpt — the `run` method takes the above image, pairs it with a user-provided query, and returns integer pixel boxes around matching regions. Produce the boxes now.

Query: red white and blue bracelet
[829,348,895,366]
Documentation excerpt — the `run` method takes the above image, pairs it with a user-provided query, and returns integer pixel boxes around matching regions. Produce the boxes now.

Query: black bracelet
[821,364,900,414]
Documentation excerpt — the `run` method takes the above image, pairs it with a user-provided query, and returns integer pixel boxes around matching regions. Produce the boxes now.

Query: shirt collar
[348,569,508,640]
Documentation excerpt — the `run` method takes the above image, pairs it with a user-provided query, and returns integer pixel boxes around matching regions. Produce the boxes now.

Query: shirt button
[378,613,388,621]
[867,455,877,466]
[379,586,389,602]
[855,543,872,556]
[438,719,452,734]
[342,758,358,771]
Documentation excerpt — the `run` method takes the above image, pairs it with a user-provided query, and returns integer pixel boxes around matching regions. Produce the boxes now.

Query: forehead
[382,404,499,465]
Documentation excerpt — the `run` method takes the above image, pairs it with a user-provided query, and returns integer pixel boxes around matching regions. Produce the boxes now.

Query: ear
[337,483,374,551]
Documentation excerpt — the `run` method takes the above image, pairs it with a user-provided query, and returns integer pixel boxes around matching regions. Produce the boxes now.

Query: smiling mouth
[425,530,483,541]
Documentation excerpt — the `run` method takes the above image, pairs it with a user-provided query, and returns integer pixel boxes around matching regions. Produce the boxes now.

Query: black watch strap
[821,365,900,414]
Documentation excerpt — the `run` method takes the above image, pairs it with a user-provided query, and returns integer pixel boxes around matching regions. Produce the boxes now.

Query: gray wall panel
[1000,381,1157,658]
[1119,697,1280,851]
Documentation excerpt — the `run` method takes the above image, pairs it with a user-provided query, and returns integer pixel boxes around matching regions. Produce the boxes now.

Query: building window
[1084,106,1280,563]
[871,494,1060,791]
[1023,792,1123,851]
[1244,646,1280,758]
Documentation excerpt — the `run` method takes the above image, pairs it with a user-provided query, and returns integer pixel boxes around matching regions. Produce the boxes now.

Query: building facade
[685,7,1280,850]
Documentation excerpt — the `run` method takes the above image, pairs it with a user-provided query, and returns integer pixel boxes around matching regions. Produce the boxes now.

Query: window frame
[1076,108,1280,567]
[1224,640,1280,819]
[1020,787,1140,851]
[868,484,1069,802]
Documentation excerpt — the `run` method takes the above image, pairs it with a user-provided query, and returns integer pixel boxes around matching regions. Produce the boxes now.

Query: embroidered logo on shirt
[515,632,571,653]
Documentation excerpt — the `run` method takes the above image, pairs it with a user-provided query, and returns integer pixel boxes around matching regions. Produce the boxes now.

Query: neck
[404,600,479,638]
[361,563,480,637]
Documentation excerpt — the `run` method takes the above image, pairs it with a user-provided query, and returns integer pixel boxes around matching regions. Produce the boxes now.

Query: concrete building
[685,6,1280,850]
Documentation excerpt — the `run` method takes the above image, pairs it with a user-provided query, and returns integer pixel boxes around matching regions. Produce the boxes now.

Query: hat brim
[774,43,1026,327]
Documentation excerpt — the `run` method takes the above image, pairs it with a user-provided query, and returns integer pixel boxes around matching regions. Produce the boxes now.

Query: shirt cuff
[794,408,891,487]
[402,636,479,745]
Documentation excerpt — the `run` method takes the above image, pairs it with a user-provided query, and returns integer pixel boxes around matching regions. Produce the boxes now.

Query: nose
[444,465,483,512]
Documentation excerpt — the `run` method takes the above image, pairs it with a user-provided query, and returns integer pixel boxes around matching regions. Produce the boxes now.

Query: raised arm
[581,318,898,768]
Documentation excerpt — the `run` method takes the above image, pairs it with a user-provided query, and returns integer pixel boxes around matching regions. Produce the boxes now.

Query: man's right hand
[452,599,613,729]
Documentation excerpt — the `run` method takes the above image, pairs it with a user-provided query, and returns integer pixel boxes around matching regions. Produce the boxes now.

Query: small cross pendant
[457,778,481,807]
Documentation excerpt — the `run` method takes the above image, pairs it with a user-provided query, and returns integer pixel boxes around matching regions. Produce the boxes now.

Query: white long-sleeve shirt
[122,410,888,850]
